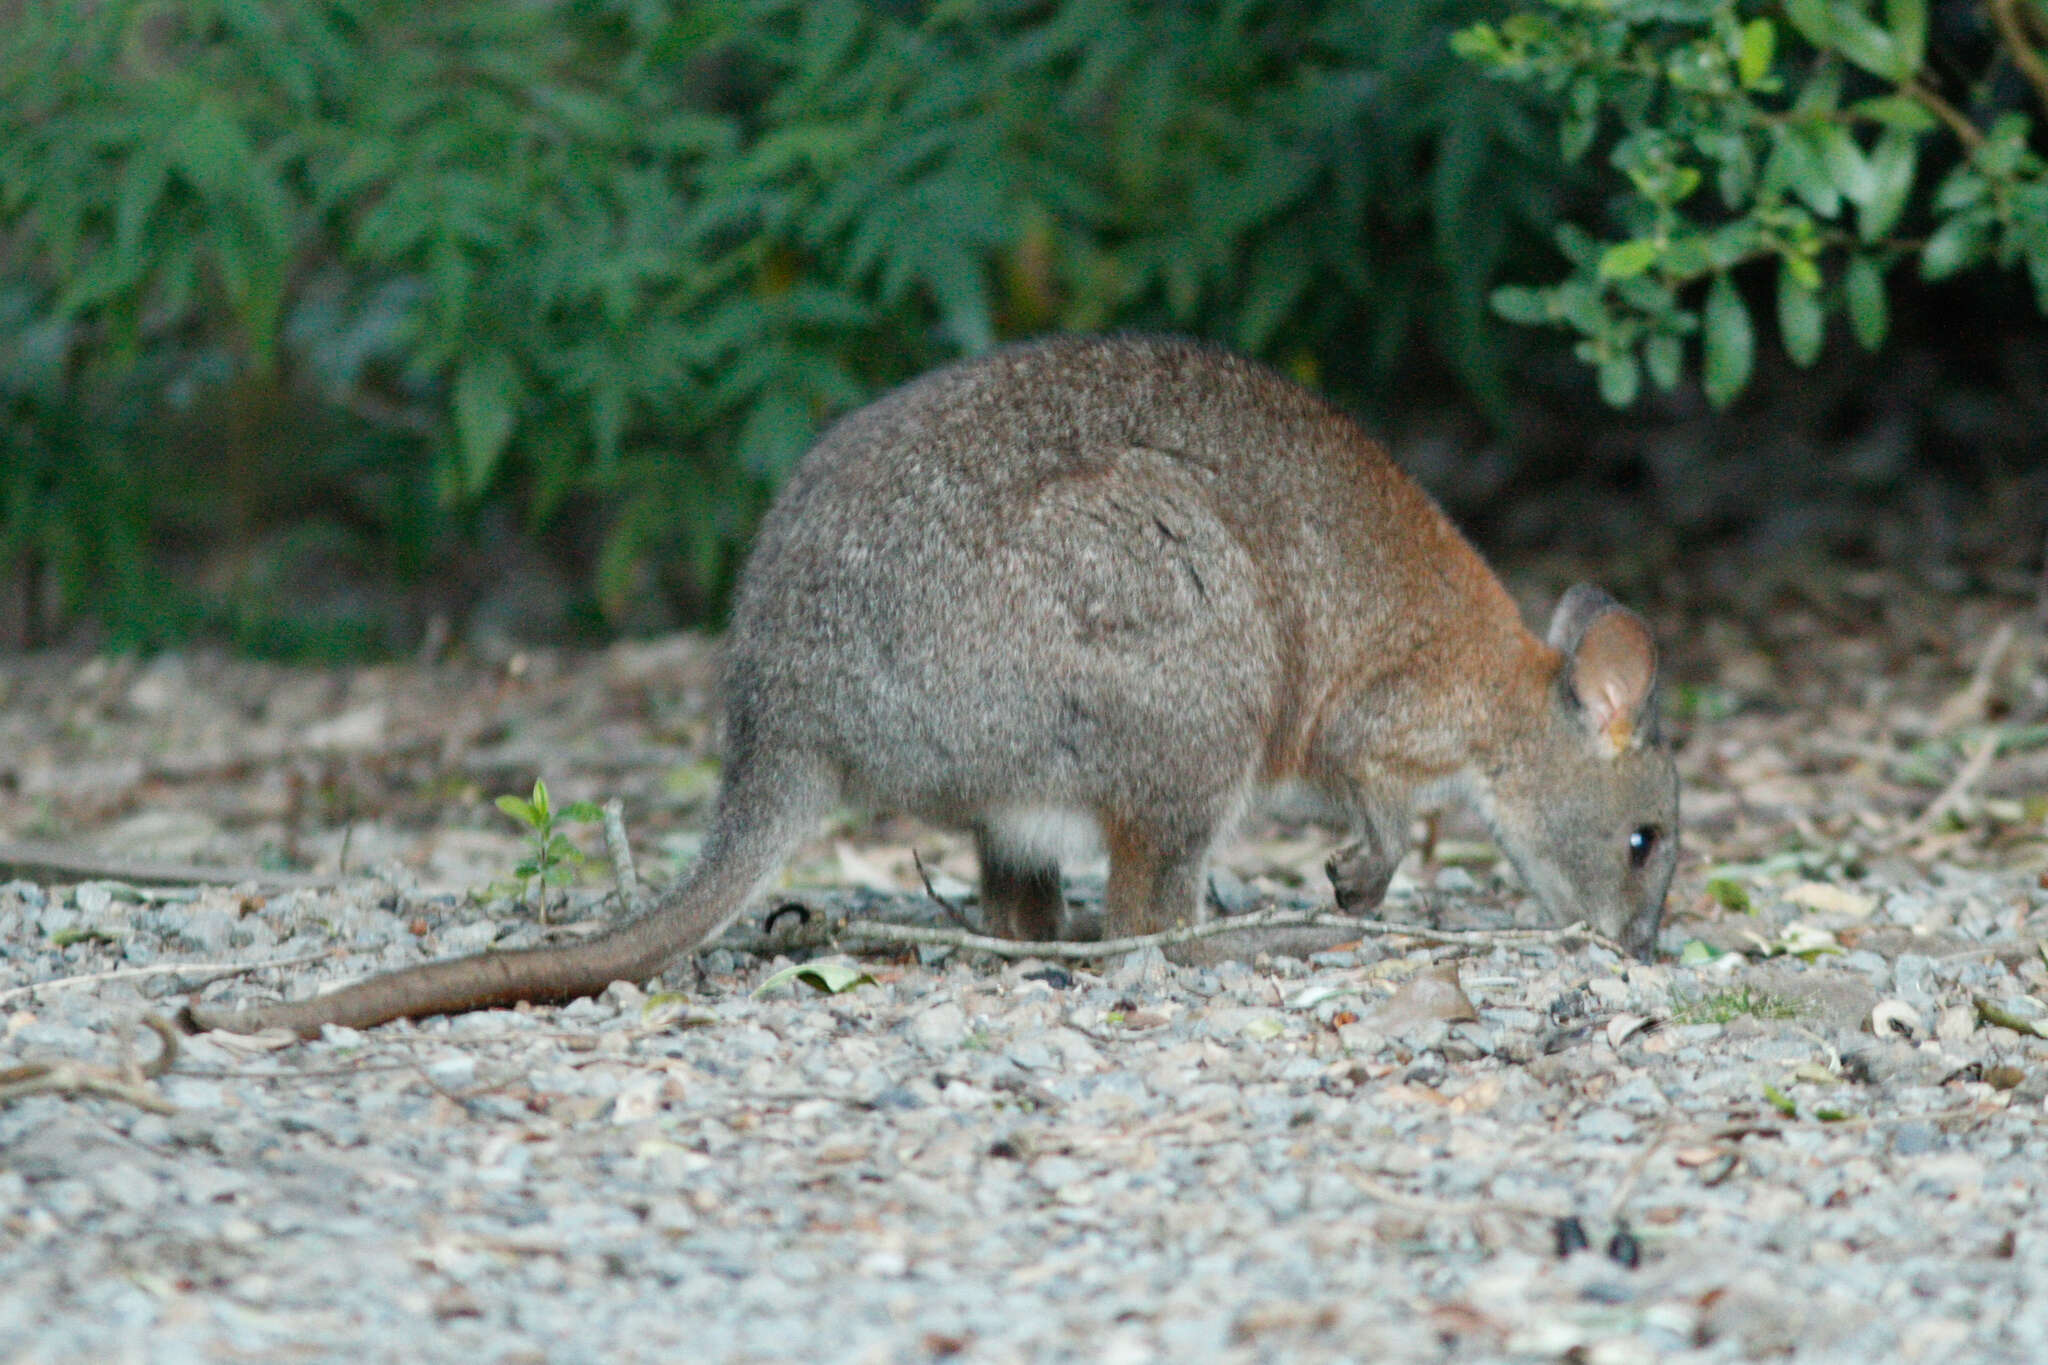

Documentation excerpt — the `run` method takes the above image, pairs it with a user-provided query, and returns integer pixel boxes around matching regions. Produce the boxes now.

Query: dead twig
[1892,732,2001,848]
[601,798,646,916]
[1992,0,2048,121]
[1344,1170,1561,1223]
[1934,622,2018,732]
[912,850,970,929]
[716,909,1624,962]
[0,949,339,1007]
[0,1016,180,1114]
[0,839,345,890]
[1605,1119,1673,1222]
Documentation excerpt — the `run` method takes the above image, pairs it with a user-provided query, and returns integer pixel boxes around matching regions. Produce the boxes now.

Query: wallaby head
[1480,584,1678,958]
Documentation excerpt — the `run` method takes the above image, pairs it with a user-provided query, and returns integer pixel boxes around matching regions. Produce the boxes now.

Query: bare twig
[1605,1120,1673,1222]
[600,798,646,915]
[717,908,1623,962]
[1908,81,1986,150]
[0,950,338,1007]
[911,850,970,928]
[1992,0,2048,119]
[0,1016,180,1114]
[1934,621,2018,732]
[1344,1170,1561,1223]
[0,839,345,890]
[1893,732,2001,847]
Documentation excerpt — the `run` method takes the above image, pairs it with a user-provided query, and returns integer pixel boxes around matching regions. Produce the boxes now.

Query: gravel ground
[5,858,2048,1364]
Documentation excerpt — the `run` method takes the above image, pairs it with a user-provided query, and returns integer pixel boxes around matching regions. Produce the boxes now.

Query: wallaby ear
[1548,584,1658,756]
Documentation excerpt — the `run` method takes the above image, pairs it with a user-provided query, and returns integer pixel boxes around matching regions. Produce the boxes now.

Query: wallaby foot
[975,831,1067,941]
[1102,818,1212,939]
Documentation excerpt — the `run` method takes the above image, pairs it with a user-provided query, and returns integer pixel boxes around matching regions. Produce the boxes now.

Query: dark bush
[0,0,1575,650]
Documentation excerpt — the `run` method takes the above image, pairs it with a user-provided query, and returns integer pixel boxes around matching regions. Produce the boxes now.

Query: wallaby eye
[1628,826,1660,869]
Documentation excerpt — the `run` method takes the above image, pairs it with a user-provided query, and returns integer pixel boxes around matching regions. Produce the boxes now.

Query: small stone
[910,1002,967,1051]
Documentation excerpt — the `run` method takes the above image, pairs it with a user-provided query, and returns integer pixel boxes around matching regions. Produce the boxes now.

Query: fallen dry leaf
[1374,963,1478,1030]
[1785,882,1877,918]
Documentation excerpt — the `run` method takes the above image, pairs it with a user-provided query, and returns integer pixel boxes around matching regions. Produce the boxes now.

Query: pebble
[2,871,2046,1362]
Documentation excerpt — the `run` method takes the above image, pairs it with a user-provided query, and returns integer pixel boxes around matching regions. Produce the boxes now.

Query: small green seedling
[1674,987,1799,1026]
[495,778,603,915]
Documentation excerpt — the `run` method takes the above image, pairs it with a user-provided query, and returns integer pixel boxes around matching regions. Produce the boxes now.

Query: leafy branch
[1459,0,2048,406]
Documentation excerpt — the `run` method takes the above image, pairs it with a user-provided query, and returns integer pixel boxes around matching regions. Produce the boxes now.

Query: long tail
[180,756,834,1038]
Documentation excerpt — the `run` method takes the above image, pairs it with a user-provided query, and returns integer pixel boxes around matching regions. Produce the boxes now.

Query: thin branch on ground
[1605,1120,1673,1222]
[714,908,1623,962]
[0,1015,180,1114]
[1934,621,2018,731]
[0,839,345,891]
[0,950,339,1007]
[1893,732,2001,847]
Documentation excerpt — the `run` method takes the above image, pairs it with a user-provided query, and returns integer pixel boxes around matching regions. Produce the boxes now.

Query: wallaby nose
[1624,919,1660,961]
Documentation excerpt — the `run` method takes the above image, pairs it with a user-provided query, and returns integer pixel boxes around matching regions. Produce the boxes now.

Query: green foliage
[1459,0,2048,406]
[0,0,1567,649]
[1673,985,1799,1023]
[494,777,603,909]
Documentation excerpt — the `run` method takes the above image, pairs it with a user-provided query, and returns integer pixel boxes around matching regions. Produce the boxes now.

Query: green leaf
[560,801,604,823]
[1921,213,1990,280]
[496,795,540,828]
[50,926,119,948]
[1597,348,1640,407]
[1490,284,1552,324]
[1777,263,1825,367]
[1859,130,1917,241]
[1845,254,1889,348]
[1598,240,1660,280]
[1738,19,1777,88]
[1644,333,1683,391]
[754,961,876,997]
[1765,128,1839,218]
[1825,3,1906,79]
[1702,273,1754,408]
[453,351,523,497]
[1783,0,1832,50]
[530,778,552,821]
[1762,1082,1798,1118]
[1816,125,1876,206]
[1885,0,1927,73]
[1705,876,1755,913]
[1677,939,1726,966]
[1851,95,1938,131]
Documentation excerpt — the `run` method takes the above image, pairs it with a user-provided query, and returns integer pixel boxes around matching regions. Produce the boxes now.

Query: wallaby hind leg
[1102,819,1212,940]
[974,831,1066,941]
